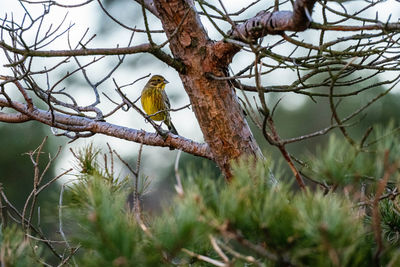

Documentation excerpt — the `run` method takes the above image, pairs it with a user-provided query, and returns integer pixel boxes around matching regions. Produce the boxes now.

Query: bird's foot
[158,129,170,140]
[156,129,176,150]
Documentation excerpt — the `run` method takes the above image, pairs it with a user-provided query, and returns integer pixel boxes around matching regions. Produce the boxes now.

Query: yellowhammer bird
[141,75,178,135]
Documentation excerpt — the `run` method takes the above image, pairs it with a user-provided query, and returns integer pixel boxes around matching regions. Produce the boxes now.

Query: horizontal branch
[0,112,31,123]
[0,99,211,159]
[0,41,151,57]
[228,0,317,41]
[310,22,400,32]
[0,41,185,73]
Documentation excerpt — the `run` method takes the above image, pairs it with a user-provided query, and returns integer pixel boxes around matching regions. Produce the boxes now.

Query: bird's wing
[162,90,171,110]
[161,89,178,135]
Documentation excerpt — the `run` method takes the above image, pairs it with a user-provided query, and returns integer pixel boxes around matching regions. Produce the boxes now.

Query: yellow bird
[141,75,178,135]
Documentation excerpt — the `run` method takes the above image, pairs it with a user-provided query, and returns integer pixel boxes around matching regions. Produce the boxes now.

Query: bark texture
[154,0,262,178]
[229,0,317,40]
[0,98,211,159]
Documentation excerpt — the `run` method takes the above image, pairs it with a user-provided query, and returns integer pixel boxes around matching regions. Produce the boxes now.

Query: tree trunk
[154,0,262,178]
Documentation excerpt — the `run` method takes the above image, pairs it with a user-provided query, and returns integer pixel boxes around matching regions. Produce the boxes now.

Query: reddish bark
[154,0,262,178]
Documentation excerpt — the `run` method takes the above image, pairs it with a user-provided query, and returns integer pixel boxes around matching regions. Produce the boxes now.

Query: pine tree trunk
[154,0,262,178]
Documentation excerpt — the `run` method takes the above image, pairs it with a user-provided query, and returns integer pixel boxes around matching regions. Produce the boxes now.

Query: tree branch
[0,41,185,73]
[0,112,31,123]
[133,0,159,18]
[228,0,317,41]
[310,22,400,32]
[0,98,211,159]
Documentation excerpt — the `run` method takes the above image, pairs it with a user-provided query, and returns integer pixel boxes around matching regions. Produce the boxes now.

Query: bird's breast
[141,88,166,121]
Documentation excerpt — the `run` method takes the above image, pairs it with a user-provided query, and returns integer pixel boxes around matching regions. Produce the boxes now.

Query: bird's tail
[165,118,178,135]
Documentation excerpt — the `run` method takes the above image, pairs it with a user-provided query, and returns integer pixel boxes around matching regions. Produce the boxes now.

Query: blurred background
[0,0,399,222]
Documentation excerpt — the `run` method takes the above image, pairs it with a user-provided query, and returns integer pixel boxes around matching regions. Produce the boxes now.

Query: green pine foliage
[0,225,43,266]
[63,146,162,266]
[305,121,400,188]
[60,149,395,266]
[379,199,400,246]
[1,123,400,266]
[167,160,374,266]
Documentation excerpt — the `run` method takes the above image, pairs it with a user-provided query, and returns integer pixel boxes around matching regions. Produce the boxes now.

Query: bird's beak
[164,79,169,84]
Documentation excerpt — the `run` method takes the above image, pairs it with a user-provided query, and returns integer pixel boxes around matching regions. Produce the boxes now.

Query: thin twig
[174,150,184,197]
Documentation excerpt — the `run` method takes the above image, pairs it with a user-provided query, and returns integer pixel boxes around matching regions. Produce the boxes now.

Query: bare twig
[174,150,184,197]
[181,248,226,267]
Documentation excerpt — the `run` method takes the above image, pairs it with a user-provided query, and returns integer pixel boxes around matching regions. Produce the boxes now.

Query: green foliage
[290,192,371,266]
[63,152,382,266]
[72,143,102,176]
[4,130,400,266]
[306,121,400,187]
[379,199,400,246]
[66,176,160,266]
[169,159,373,266]
[306,134,373,185]
[0,225,42,266]
[65,153,370,266]
[153,192,211,261]
[368,122,400,178]
[64,146,161,266]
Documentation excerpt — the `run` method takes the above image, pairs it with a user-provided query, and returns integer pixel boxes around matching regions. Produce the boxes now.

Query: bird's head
[148,75,169,88]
